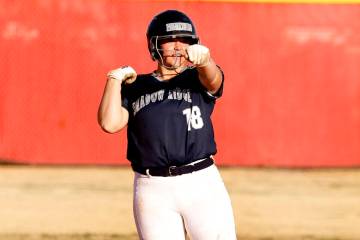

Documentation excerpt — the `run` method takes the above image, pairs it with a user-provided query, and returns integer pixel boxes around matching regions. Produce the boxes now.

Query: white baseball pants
[133,164,237,240]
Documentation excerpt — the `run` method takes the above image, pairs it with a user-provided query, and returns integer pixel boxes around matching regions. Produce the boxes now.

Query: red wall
[1,1,359,166]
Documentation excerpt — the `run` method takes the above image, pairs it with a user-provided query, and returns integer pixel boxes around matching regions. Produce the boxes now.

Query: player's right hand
[107,66,137,84]
[185,44,210,68]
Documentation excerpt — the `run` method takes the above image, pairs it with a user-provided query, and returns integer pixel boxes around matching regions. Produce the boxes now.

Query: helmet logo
[166,22,193,32]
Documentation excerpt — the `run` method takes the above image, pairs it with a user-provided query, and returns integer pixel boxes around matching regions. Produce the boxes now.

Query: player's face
[158,37,192,68]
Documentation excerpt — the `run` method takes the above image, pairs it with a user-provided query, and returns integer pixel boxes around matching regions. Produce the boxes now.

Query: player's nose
[174,40,186,51]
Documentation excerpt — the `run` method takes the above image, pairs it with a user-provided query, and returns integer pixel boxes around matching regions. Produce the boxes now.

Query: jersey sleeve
[121,83,129,110]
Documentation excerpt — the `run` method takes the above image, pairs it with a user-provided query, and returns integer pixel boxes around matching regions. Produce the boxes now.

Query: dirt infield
[0,166,359,240]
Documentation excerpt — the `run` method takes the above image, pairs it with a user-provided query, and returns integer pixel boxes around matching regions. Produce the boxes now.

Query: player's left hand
[185,44,211,68]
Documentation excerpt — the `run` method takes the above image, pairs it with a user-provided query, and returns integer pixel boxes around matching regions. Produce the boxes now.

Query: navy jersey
[121,67,224,168]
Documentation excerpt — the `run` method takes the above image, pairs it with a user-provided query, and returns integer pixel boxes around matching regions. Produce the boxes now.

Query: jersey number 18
[182,106,204,131]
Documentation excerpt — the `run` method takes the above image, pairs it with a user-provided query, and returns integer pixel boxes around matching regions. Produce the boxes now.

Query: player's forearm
[98,78,128,133]
[197,59,223,94]
[186,44,222,94]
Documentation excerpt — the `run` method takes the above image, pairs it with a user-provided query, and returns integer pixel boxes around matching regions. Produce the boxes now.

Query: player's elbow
[98,117,125,133]
[100,124,120,133]
[97,106,129,133]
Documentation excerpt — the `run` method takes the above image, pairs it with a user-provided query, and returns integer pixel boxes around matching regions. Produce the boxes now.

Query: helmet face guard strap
[154,36,181,70]
[146,10,200,66]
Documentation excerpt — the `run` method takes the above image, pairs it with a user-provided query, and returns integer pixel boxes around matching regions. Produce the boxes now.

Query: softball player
[98,10,236,240]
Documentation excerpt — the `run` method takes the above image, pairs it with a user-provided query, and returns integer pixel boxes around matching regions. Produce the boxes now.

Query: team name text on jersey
[132,88,192,116]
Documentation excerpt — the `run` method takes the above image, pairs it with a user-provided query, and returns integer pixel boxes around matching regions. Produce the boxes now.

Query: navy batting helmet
[146,10,199,60]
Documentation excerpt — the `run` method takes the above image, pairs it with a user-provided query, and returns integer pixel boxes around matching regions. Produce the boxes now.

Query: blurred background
[1,0,359,167]
[1,0,360,239]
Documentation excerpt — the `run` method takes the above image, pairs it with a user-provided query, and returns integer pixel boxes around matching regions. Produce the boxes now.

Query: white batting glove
[186,44,211,67]
[107,66,137,84]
